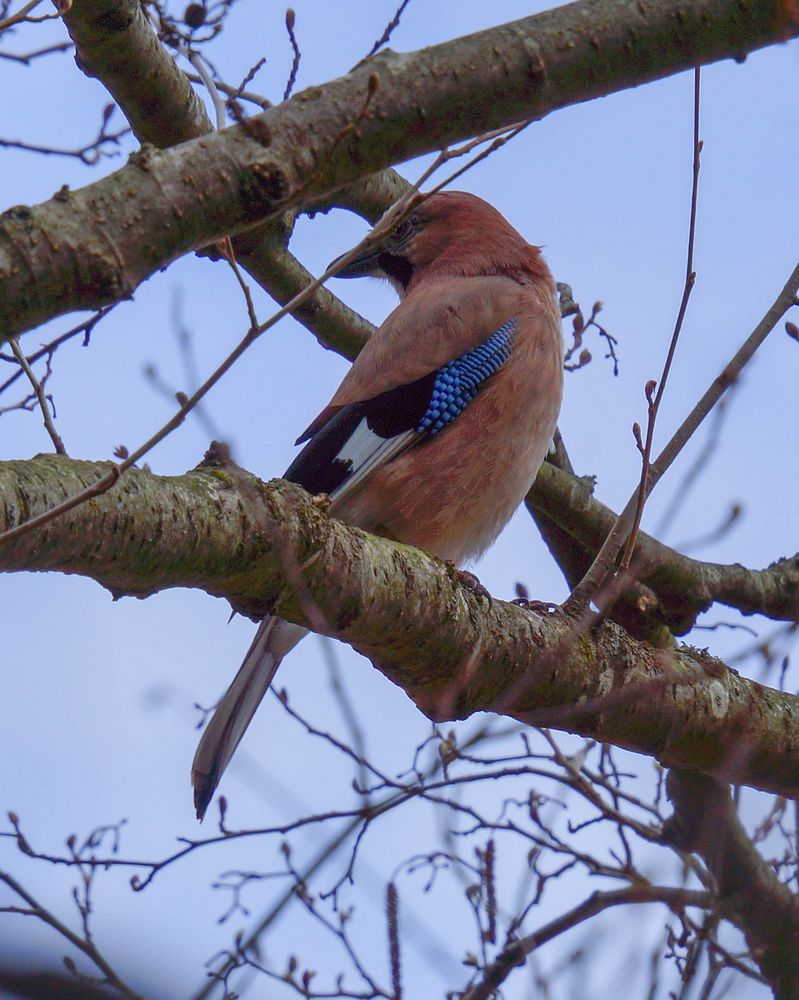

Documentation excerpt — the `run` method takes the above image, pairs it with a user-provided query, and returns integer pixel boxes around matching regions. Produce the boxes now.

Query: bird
[191,190,564,819]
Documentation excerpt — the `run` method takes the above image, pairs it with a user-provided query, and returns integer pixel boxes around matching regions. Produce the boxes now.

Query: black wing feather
[284,370,437,494]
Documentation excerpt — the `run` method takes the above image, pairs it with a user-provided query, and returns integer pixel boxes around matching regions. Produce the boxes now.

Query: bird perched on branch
[192,190,564,819]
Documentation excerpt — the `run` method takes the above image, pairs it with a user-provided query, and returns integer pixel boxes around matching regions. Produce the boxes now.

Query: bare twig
[0,869,145,1000]
[320,635,370,793]
[184,68,270,109]
[656,394,733,539]
[366,0,412,58]
[0,0,41,31]
[0,306,114,399]
[0,103,130,163]
[0,40,72,62]
[142,303,223,441]
[7,338,65,453]
[564,258,799,618]
[283,7,300,101]
[619,67,702,572]
[225,55,268,117]
[560,291,619,376]
[461,885,712,1000]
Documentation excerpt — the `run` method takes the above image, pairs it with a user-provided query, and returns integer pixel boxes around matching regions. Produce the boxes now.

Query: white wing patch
[331,420,416,505]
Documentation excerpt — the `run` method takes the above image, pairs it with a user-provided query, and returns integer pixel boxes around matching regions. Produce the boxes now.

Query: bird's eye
[392,217,416,244]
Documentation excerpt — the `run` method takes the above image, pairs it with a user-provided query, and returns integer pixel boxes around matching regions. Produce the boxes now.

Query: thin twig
[7,337,65,453]
[226,56,268,116]
[655,394,732,539]
[218,237,260,329]
[565,256,799,617]
[0,40,72,62]
[0,103,130,164]
[185,69,269,109]
[0,0,41,31]
[0,306,113,398]
[423,119,532,197]
[283,8,300,101]
[619,67,702,571]
[461,886,713,1000]
[366,0,412,58]
[320,635,370,793]
[0,870,145,1000]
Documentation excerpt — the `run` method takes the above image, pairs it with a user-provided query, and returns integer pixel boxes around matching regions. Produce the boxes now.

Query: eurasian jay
[192,191,564,818]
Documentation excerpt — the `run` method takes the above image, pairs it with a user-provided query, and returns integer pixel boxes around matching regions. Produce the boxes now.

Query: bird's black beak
[327,244,383,279]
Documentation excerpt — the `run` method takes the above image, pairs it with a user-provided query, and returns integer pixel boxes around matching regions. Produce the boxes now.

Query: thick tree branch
[58,0,212,145]
[663,770,799,999]
[529,462,799,633]
[231,168,412,359]
[57,0,384,359]
[2,452,799,802]
[50,0,799,636]
[3,0,797,339]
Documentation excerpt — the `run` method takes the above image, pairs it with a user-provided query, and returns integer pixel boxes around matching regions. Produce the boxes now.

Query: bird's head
[329,191,549,296]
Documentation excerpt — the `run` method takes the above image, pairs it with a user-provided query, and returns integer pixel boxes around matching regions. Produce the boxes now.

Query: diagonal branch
[57,0,383,360]
[529,461,799,634]
[0,868,145,1000]
[564,259,799,617]
[460,884,714,1000]
[663,770,799,998]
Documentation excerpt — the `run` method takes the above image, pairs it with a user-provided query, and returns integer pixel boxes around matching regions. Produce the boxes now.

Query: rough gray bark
[60,0,214,144]
[2,452,798,803]
[2,0,797,339]
[57,0,384,357]
[530,462,799,634]
[664,770,799,999]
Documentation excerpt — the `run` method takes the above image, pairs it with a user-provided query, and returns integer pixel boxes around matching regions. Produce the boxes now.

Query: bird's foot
[453,568,493,606]
[511,598,560,615]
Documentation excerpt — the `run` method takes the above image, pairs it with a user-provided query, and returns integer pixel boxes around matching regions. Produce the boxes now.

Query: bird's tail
[191,616,307,819]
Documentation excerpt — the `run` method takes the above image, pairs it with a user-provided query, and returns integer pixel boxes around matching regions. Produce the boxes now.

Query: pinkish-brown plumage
[335,275,562,562]
[191,191,563,818]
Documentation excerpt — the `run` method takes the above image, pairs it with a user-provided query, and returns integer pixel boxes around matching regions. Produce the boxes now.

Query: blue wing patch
[285,318,517,502]
[417,320,516,435]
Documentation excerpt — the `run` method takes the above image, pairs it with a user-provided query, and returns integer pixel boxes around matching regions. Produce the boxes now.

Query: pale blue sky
[1,2,798,997]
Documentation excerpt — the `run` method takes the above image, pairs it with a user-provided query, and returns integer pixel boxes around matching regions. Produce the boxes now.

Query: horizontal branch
[2,452,799,801]
[529,461,799,633]
[2,0,797,339]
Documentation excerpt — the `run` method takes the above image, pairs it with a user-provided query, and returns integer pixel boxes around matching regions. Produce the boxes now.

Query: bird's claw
[454,568,493,606]
[511,598,560,615]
